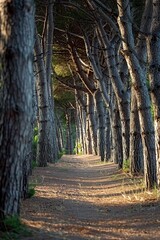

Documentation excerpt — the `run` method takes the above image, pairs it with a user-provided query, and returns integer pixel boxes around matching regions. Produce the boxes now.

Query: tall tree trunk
[65,110,73,154]
[81,107,87,154]
[22,75,37,199]
[35,33,55,166]
[147,0,160,185]
[87,93,97,155]
[117,0,157,188]
[97,24,130,165]
[111,99,123,167]
[0,0,35,220]
[105,108,111,161]
[75,93,82,154]
[130,90,143,175]
[129,0,151,176]
[85,1,130,165]
[86,120,92,154]
[94,90,106,161]
[45,0,58,161]
[56,114,65,151]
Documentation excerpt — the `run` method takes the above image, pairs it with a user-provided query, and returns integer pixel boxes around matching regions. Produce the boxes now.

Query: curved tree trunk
[117,0,157,189]
[129,0,151,177]
[97,23,130,165]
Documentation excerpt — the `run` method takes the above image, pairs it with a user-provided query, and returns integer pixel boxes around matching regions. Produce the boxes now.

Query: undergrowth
[28,183,36,198]
[0,215,31,240]
[123,159,130,173]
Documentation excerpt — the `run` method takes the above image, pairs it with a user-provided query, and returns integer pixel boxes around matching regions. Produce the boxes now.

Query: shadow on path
[21,155,160,240]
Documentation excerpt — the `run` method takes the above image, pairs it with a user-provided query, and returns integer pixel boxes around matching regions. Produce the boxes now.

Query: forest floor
[20,155,160,240]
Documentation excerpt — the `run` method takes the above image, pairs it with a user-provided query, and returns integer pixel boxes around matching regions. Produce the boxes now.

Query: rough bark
[45,0,58,161]
[130,90,143,175]
[75,91,87,154]
[0,0,35,219]
[86,118,93,154]
[94,90,106,161]
[97,23,130,165]
[65,110,74,154]
[35,33,55,166]
[87,93,97,155]
[129,0,152,176]
[111,99,123,167]
[117,0,157,188]
[105,108,111,161]
[68,40,96,94]
[55,114,65,152]
[147,0,160,185]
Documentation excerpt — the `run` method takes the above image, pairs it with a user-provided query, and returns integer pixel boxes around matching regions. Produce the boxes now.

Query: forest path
[21,155,160,240]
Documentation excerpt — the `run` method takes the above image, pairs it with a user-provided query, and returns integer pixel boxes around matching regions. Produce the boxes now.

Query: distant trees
[35,0,58,166]
[54,0,160,189]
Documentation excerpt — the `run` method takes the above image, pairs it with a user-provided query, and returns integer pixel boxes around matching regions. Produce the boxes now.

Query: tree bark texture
[111,99,123,167]
[45,0,58,161]
[130,89,143,175]
[94,90,106,161]
[147,0,160,185]
[0,0,35,219]
[35,33,55,166]
[87,93,97,155]
[65,110,74,154]
[117,0,157,188]
[97,23,130,164]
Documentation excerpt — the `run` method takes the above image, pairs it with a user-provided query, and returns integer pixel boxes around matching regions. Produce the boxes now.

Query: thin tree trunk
[65,109,74,155]
[105,108,111,161]
[86,117,93,154]
[111,99,123,167]
[87,93,97,155]
[94,90,106,161]
[130,90,143,175]
[97,23,130,165]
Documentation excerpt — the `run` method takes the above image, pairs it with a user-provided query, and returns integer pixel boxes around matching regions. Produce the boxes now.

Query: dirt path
[21,155,160,240]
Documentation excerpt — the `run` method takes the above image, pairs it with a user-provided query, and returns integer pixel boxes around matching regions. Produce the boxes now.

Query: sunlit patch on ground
[21,155,160,240]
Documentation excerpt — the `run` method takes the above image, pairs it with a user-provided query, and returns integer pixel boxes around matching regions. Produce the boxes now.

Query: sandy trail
[21,155,160,240]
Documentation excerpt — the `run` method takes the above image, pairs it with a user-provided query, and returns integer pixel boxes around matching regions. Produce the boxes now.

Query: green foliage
[0,215,31,239]
[32,126,38,168]
[123,159,130,172]
[32,160,38,169]
[28,183,36,198]
[58,149,66,159]
[151,104,154,120]
[73,142,83,155]
[54,63,70,77]
[54,88,75,103]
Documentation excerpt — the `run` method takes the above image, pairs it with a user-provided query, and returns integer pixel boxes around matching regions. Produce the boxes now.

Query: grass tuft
[28,183,36,198]
[0,215,31,239]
